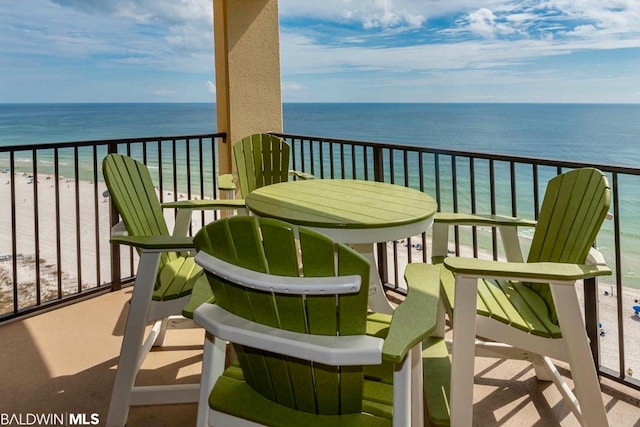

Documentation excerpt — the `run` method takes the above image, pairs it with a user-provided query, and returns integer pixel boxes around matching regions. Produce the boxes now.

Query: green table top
[245,179,437,230]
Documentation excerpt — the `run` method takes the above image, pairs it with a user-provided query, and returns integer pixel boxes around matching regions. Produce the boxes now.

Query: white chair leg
[553,285,609,427]
[197,333,228,427]
[106,251,161,427]
[153,317,170,347]
[392,351,412,427]
[450,275,478,427]
[196,332,226,427]
[531,353,555,382]
[540,355,584,421]
[410,344,424,427]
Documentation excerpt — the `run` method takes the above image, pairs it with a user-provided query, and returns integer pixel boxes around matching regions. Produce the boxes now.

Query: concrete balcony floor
[1,288,640,427]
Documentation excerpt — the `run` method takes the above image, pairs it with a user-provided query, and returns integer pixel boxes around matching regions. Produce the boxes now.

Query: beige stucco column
[213,0,283,175]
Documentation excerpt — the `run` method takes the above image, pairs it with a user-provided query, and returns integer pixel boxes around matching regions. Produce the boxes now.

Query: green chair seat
[435,259,561,338]
[152,256,202,301]
[151,255,215,320]
[210,365,392,427]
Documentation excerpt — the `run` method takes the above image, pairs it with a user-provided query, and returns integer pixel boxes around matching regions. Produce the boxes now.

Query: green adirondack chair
[102,153,244,427]
[407,167,612,426]
[223,133,313,199]
[192,216,439,427]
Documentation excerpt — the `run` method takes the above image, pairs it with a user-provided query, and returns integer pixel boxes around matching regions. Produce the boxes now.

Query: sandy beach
[0,171,113,308]
[0,170,216,312]
[1,170,639,380]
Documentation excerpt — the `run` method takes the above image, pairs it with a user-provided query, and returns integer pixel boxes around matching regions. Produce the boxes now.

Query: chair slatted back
[233,134,291,198]
[102,153,177,270]
[526,168,610,323]
[194,216,370,415]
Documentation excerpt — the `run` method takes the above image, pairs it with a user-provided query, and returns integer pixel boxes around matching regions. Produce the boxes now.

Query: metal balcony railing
[0,133,227,320]
[0,131,639,393]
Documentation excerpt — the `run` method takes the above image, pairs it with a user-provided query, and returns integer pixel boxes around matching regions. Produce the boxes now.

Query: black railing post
[373,146,389,285]
[107,142,122,291]
[584,277,600,369]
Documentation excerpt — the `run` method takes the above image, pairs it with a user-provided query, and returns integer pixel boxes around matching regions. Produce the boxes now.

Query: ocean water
[5,102,639,204]
[2,103,640,288]
[283,103,640,166]
[0,103,218,145]
[2,102,640,167]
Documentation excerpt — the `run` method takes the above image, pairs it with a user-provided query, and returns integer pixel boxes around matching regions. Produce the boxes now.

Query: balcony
[2,133,640,425]
[3,285,640,426]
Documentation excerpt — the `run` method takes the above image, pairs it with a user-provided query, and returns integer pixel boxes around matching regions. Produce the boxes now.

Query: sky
[1,0,640,103]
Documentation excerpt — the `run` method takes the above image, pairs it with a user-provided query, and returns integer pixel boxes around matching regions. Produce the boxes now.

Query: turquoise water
[284,103,640,166]
[2,103,640,167]
[2,102,640,167]
[2,103,640,287]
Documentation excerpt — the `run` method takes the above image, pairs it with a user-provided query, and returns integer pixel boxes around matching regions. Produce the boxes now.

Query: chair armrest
[443,257,611,284]
[382,264,441,364]
[434,212,537,227]
[194,304,383,366]
[110,235,195,252]
[432,213,536,261]
[218,173,236,192]
[288,170,315,180]
[161,199,245,210]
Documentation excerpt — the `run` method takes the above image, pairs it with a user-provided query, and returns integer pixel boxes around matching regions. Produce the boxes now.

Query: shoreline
[1,170,639,377]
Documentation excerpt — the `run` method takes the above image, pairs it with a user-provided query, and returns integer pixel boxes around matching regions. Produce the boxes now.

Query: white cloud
[569,24,598,36]
[468,8,499,38]
[281,0,427,30]
[359,0,426,29]
[281,1,640,46]
[282,82,303,92]
[51,0,212,25]
[4,0,640,102]
[3,0,215,74]
[546,0,640,32]
[279,0,506,23]
[280,31,561,76]
[152,88,175,96]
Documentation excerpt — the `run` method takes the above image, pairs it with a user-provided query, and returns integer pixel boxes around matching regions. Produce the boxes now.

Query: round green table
[245,179,438,313]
